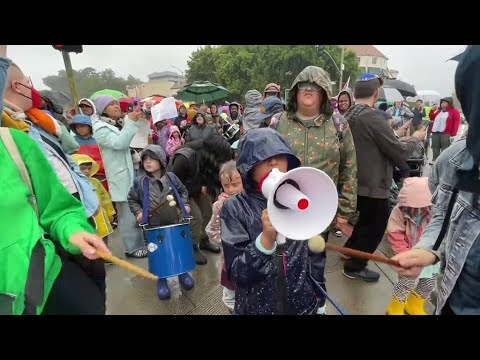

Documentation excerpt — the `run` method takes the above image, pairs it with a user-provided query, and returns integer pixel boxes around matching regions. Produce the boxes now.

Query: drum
[144,222,195,279]
[223,123,240,142]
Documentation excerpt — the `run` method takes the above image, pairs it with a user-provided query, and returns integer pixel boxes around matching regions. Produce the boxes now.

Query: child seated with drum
[220,128,322,315]
[205,160,244,312]
[128,144,194,299]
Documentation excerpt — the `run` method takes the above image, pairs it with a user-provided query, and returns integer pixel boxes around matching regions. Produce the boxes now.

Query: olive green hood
[287,66,334,115]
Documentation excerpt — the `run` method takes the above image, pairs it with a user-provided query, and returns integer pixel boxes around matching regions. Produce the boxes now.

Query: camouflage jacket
[276,111,357,218]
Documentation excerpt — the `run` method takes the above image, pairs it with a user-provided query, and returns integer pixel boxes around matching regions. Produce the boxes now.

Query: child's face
[143,155,161,174]
[251,155,288,185]
[80,163,92,177]
[173,132,180,140]
[75,124,91,137]
[221,172,243,196]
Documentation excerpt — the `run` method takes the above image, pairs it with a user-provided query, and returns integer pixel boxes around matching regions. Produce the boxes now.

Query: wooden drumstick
[325,243,400,267]
[149,195,176,217]
[308,235,400,267]
[96,250,158,281]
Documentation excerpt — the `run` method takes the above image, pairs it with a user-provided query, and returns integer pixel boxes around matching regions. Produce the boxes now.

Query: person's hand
[391,248,437,278]
[412,126,427,141]
[260,209,277,249]
[396,119,412,136]
[128,111,142,122]
[201,186,207,195]
[69,232,110,260]
[185,205,191,213]
[136,212,143,223]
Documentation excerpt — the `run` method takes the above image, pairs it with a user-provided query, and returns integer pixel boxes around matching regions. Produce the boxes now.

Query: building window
[372,57,377,65]
[357,57,361,63]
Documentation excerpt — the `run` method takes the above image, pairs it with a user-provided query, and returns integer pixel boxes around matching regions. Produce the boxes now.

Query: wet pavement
[105,231,434,315]
[106,127,471,315]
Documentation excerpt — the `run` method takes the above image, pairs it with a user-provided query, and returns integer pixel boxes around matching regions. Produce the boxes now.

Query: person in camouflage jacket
[275,65,357,314]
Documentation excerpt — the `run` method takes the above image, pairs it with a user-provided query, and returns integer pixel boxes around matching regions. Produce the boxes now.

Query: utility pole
[339,46,345,92]
[62,52,80,112]
[52,45,83,112]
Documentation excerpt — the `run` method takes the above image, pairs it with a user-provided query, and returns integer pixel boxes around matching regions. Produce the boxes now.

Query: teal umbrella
[90,89,127,101]
[175,81,229,103]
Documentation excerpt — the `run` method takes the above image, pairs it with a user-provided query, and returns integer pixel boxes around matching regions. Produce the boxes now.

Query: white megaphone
[261,167,338,245]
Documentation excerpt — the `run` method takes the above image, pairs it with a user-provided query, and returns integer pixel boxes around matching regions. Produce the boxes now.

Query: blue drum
[144,222,195,279]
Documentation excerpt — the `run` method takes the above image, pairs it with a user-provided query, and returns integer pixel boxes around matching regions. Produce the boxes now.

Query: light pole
[315,45,345,92]
[170,65,184,76]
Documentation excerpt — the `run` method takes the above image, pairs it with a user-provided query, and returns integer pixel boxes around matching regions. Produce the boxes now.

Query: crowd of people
[1,44,478,316]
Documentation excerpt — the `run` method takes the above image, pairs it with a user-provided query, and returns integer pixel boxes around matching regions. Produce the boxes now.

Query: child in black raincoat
[220,128,321,315]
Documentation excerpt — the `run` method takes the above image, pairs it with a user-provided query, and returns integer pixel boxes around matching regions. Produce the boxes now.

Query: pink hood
[169,125,181,138]
[398,177,432,208]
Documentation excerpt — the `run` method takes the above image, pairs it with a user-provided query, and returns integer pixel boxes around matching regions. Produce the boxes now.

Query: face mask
[17,82,43,109]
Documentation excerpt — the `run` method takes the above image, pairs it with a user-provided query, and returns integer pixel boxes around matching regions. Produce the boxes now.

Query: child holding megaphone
[220,128,323,315]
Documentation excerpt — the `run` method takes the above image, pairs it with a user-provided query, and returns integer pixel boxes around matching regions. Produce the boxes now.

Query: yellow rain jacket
[72,154,116,238]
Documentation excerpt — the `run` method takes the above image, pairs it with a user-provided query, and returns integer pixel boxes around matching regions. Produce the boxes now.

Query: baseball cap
[256,96,284,120]
[357,73,384,86]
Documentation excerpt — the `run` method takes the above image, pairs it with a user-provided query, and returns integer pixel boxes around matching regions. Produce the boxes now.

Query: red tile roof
[343,45,388,60]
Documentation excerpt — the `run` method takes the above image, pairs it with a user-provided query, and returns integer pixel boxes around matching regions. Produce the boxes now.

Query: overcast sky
[7,45,467,97]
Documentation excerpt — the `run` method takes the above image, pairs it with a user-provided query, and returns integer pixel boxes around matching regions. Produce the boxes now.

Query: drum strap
[166,173,190,219]
[141,177,150,226]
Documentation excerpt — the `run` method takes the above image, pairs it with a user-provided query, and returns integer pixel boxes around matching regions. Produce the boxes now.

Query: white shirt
[432,111,449,133]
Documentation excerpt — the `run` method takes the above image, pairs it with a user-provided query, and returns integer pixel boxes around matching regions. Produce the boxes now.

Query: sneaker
[342,267,380,282]
[125,248,148,258]
[222,287,235,311]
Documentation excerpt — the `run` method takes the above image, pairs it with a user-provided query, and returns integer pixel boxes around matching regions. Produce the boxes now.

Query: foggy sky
[6,45,466,97]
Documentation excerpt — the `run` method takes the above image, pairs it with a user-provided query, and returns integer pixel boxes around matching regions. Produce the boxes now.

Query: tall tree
[185,45,360,101]
[42,67,143,99]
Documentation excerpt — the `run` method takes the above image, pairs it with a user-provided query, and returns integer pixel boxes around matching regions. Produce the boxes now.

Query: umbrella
[90,89,127,101]
[176,81,229,103]
[141,96,164,105]
[448,46,470,62]
[383,79,416,97]
[40,90,72,107]
[377,86,404,105]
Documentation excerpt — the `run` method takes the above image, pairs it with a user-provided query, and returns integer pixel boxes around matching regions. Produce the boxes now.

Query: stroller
[393,135,428,183]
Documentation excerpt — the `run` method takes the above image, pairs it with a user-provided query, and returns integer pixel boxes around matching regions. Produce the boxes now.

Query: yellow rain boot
[405,291,427,315]
[386,296,406,315]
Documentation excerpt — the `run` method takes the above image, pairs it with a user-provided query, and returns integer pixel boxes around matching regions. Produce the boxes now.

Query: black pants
[42,256,106,315]
[343,196,390,272]
[50,236,106,308]
[309,231,330,308]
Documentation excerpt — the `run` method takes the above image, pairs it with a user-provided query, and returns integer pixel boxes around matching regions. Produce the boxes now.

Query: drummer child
[127,144,194,299]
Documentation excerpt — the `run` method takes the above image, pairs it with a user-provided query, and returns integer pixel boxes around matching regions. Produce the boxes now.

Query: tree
[185,45,360,101]
[42,67,143,100]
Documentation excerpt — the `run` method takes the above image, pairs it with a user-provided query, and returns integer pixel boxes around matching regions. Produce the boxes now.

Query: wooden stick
[148,199,170,217]
[325,243,400,267]
[96,250,158,281]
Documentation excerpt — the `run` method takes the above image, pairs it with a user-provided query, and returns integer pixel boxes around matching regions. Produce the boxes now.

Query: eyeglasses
[297,82,322,92]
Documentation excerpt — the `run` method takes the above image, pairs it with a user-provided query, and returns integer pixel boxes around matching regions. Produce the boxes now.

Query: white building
[343,45,398,79]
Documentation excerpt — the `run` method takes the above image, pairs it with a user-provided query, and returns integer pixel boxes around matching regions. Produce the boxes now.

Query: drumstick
[96,250,158,281]
[149,195,176,217]
[326,243,400,267]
